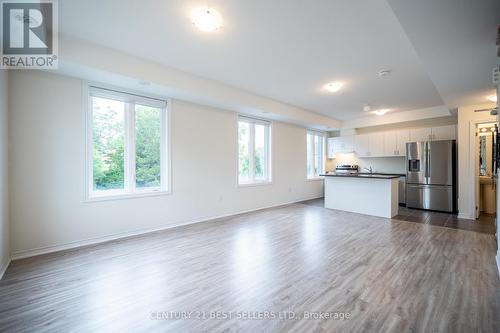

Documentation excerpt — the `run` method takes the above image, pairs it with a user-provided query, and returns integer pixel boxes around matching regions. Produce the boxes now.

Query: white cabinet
[409,125,456,142]
[384,130,409,156]
[431,125,456,140]
[328,136,354,156]
[396,129,410,156]
[330,125,455,159]
[409,127,432,142]
[354,134,370,157]
[355,132,384,157]
[370,132,385,157]
[383,131,397,156]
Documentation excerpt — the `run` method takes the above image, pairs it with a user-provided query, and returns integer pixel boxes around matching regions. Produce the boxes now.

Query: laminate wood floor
[1,202,499,332]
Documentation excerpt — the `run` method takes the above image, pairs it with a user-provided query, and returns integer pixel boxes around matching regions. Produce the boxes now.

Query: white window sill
[85,190,171,203]
[306,177,324,181]
[237,181,273,188]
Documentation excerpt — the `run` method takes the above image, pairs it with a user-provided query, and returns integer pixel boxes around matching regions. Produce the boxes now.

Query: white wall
[0,70,9,278]
[457,103,497,219]
[58,36,341,130]
[8,70,324,257]
[496,84,500,275]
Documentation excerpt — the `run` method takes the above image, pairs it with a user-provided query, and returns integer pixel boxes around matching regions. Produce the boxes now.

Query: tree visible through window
[238,116,271,184]
[307,131,325,178]
[88,87,168,198]
[92,97,125,190]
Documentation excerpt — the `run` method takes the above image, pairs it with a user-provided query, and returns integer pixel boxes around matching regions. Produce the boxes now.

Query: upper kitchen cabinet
[409,125,456,142]
[409,127,432,142]
[431,125,456,140]
[328,136,354,157]
[354,134,370,157]
[384,129,409,156]
[396,129,410,155]
[383,131,397,156]
[370,132,385,157]
[355,132,384,157]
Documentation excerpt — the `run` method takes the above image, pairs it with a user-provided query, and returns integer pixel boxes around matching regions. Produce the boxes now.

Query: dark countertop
[320,172,401,179]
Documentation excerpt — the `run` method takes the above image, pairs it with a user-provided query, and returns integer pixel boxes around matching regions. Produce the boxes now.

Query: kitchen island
[320,173,399,218]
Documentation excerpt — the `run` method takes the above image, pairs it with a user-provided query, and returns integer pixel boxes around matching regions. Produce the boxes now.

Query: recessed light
[190,7,223,32]
[373,109,389,116]
[487,94,497,103]
[324,81,344,93]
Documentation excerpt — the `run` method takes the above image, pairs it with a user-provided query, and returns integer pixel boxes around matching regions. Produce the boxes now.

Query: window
[307,130,325,179]
[238,116,271,184]
[87,86,169,199]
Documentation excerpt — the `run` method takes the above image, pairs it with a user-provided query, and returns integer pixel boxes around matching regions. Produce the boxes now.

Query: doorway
[475,122,497,219]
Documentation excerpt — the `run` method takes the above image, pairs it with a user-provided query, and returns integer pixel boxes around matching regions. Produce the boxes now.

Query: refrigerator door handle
[423,142,429,183]
[427,142,431,183]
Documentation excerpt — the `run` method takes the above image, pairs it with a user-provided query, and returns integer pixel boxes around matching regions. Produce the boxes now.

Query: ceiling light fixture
[190,7,223,32]
[363,104,371,112]
[481,128,487,133]
[377,69,391,78]
[487,94,497,103]
[374,109,389,116]
[324,81,344,93]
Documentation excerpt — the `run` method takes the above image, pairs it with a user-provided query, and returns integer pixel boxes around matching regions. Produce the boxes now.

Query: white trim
[0,258,11,281]
[84,190,172,203]
[237,114,272,185]
[306,130,326,179]
[306,177,324,182]
[237,181,273,188]
[84,82,172,201]
[457,213,474,220]
[468,119,496,220]
[10,195,324,260]
[497,254,500,278]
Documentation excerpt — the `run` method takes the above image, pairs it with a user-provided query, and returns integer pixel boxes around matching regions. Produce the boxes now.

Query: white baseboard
[0,258,11,280]
[11,195,323,260]
[457,213,474,220]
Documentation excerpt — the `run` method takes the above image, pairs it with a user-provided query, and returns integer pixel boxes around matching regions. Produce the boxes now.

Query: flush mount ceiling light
[323,81,344,93]
[377,69,391,78]
[190,7,223,32]
[362,104,371,112]
[487,94,497,103]
[373,109,389,116]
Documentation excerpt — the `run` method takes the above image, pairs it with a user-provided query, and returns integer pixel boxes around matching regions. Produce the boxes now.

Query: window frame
[306,129,326,180]
[237,115,273,186]
[84,83,172,202]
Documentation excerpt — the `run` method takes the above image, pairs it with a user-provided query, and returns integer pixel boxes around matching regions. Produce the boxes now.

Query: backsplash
[326,153,406,174]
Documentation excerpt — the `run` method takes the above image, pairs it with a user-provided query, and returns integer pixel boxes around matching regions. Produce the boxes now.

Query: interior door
[475,133,480,219]
[428,140,453,186]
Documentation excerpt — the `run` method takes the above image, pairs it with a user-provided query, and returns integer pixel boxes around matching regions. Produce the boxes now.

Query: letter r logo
[2,1,53,54]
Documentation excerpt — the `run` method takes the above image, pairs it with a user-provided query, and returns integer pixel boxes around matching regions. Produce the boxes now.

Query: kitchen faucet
[363,166,373,173]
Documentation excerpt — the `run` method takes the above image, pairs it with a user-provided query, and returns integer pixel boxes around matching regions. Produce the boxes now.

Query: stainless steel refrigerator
[406,140,457,212]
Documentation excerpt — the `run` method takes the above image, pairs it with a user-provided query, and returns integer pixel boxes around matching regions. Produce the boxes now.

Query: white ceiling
[58,0,497,122]
[387,0,500,110]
